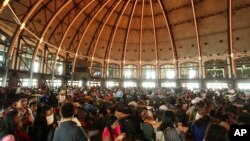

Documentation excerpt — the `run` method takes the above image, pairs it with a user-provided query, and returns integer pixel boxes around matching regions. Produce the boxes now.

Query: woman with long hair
[159,111,185,141]
[102,116,125,141]
[0,109,20,141]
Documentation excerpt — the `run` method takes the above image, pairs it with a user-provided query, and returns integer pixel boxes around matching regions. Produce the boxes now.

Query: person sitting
[53,102,88,141]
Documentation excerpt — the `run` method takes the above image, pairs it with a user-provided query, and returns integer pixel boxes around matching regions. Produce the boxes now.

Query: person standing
[53,102,88,141]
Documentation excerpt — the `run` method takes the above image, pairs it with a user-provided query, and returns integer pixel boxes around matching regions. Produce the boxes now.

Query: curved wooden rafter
[139,0,144,78]
[149,0,159,78]
[70,0,112,72]
[29,0,72,83]
[89,0,123,73]
[157,0,179,78]
[47,0,85,45]
[103,1,128,70]
[106,0,132,69]
[2,0,44,87]
[121,0,138,77]
[191,0,203,78]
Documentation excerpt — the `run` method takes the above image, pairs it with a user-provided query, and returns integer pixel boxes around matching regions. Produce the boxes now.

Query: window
[20,79,38,87]
[205,60,227,79]
[160,64,175,79]
[0,78,2,86]
[206,83,228,90]
[87,81,101,87]
[20,46,34,71]
[161,82,176,88]
[235,57,250,78]
[46,80,62,87]
[238,83,250,90]
[33,55,41,73]
[142,65,156,79]
[124,65,137,79]
[92,62,102,77]
[180,62,199,79]
[47,54,55,74]
[68,81,82,87]
[107,64,120,78]
[0,30,10,65]
[123,81,137,88]
[106,81,119,88]
[56,56,64,75]
[142,82,156,88]
[181,82,199,90]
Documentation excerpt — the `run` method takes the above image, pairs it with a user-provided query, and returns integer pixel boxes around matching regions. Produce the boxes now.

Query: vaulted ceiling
[1,0,250,64]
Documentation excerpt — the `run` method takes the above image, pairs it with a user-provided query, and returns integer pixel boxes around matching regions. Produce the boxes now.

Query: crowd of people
[0,85,250,141]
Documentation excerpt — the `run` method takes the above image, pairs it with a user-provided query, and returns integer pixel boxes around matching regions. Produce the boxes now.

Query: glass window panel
[87,81,101,87]
[142,65,156,79]
[238,83,250,90]
[106,81,119,88]
[123,81,137,88]
[107,64,120,78]
[68,81,82,87]
[181,82,199,90]
[20,79,38,87]
[92,62,102,77]
[161,82,176,88]
[206,83,228,90]
[124,65,137,79]
[142,82,156,88]
[180,62,199,79]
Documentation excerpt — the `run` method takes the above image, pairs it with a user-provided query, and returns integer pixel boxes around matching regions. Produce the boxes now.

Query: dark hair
[106,116,118,141]
[195,115,211,126]
[60,102,75,118]
[0,109,19,139]
[159,110,176,131]
[236,114,250,125]
[29,101,37,107]
[204,124,229,141]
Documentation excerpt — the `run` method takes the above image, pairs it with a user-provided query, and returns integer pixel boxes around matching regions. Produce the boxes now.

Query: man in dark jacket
[53,102,89,141]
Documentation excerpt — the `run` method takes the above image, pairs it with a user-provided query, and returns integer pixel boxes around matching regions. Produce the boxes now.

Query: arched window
[235,57,250,78]
[124,65,137,79]
[92,62,102,77]
[160,64,175,79]
[180,62,199,79]
[107,64,120,78]
[142,65,156,79]
[204,60,228,79]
